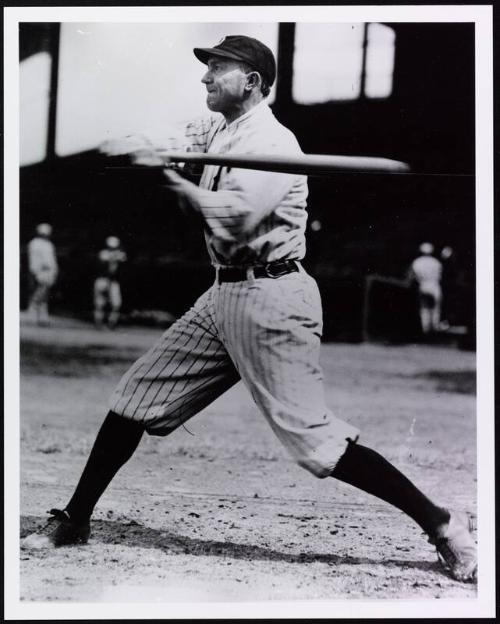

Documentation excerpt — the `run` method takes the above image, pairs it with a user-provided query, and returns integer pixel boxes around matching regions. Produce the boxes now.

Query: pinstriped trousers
[110,267,359,477]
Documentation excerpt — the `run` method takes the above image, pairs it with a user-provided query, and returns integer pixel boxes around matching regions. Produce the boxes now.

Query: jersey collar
[223,99,271,131]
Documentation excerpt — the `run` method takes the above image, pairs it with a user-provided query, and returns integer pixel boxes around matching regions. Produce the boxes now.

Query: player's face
[201,56,248,114]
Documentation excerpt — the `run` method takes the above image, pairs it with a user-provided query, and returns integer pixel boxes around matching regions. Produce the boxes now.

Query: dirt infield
[19,315,477,602]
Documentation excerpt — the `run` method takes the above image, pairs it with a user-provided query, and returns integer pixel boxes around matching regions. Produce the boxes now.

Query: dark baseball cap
[193,35,276,86]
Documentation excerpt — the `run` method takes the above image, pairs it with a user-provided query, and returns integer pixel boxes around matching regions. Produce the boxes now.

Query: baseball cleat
[429,511,477,582]
[21,509,90,549]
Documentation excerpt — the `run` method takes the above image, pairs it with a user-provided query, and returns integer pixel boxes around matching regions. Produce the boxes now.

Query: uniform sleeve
[187,168,301,242]
[183,126,306,241]
[184,116,221,153]
[149,115,220,154]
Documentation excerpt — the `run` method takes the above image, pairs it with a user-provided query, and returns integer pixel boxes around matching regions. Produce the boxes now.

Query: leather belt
[217,260,299,283]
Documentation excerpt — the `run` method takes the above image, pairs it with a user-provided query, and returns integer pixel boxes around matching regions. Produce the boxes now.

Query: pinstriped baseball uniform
[111,101,359,478]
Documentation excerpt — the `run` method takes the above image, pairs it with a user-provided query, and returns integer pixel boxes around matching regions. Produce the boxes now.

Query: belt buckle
[264,261,291,279]
[260,263,275,278]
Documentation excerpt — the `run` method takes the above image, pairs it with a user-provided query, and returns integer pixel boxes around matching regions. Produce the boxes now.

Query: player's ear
[244,71,261,92]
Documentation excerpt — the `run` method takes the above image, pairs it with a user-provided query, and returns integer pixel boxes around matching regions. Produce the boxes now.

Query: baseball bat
[155,150,411,175]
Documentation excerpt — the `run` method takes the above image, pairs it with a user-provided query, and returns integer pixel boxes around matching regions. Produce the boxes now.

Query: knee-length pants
[110,268,359,477]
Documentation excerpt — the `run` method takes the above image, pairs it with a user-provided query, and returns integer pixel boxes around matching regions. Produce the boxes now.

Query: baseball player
[26,36,476,582]
[439,245,458,329]
[26,223,58,326]
[409,242,443,335]
[93,236,127,329]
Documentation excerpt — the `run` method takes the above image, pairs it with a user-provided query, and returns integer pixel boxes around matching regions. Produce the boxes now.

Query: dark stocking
[331,439,449,537]
[65,411,145,523]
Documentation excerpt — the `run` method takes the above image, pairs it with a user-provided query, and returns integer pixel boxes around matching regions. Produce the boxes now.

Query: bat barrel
[157,150,411,175]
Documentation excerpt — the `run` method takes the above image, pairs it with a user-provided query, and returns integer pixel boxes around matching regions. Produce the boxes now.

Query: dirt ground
[18,314,478,603]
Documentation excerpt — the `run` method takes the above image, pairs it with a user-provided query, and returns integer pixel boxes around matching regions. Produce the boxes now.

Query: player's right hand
[99,135,165,166]
[99,134,151,156]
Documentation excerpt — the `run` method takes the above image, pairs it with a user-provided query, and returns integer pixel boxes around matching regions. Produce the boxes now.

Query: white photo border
[4,4,495,620]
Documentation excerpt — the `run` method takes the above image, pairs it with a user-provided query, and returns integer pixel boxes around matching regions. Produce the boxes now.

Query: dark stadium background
[19,22,475,344]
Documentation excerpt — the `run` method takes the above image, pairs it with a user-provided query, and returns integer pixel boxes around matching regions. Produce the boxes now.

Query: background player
[93,236,127,329]
[24,35,476,582]
[439,245,458,330]
[26,222,58,327]
[408,242,443,335]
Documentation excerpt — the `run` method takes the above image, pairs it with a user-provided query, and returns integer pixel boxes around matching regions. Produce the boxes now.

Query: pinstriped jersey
[181,101,309,267]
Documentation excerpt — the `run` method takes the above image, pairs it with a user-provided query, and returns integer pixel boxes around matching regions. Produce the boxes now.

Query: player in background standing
[439,246,458,330]
[409,242,443,336]
[26,223,58,327]
[93,236,127,329]
[24,36,476,582]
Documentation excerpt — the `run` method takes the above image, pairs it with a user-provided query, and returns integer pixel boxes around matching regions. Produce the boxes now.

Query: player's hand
[99,135,164,166]
[99,134,150,156]
[162,167,187,190]
[162,167,202,216]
